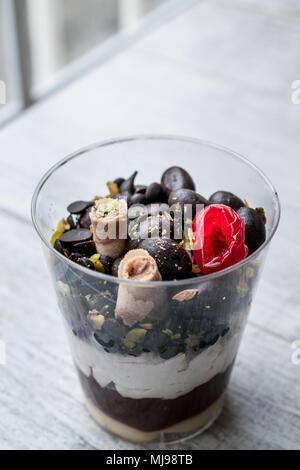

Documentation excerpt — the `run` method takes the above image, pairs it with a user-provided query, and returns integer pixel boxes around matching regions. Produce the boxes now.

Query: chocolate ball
[168,189,208,220]
[145,183,167,203]
[237,207,266,255]
[139,238,192,280]
[208,191,245,212]
[161,166,195,195]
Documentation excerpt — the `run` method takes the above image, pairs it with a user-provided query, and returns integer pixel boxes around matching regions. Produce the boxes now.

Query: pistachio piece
[89,254,105,273]
[123,328,147,350]
[139,323,153,330]
[51,219,68,246]
[106,181,119,197]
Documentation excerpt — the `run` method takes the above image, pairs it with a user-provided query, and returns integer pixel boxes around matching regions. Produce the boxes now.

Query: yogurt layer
[67,313,247,400]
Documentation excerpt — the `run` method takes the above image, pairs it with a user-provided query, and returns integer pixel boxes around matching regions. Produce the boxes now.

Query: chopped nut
[88,313,105,330]
[56,281,70,297]
[139,323,153,330]
[51,219,67,245]
[236,279,249,298]
[106,181,119,197]
[162,329,173,337]
[246,267,255,279]
[123,328,147,350]
[172,289,198,302]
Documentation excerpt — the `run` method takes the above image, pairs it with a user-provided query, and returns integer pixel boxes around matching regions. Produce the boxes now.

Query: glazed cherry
[192,204,248,274]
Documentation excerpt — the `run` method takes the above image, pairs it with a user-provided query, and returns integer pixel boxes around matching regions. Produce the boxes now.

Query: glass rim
[31,134,281,288]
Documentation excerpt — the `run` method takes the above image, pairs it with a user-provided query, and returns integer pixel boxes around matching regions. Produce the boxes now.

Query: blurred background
[0,0,167,125]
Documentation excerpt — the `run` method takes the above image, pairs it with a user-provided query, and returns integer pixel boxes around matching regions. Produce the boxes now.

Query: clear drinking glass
[32,136,280,444]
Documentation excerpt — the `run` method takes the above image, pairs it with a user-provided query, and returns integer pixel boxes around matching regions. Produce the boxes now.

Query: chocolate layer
[77,361,234,432]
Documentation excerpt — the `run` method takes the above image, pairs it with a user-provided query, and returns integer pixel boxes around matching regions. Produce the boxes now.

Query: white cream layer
[67,314,247,400]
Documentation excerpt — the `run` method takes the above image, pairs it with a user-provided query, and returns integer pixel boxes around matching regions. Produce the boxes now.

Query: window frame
[0,0,196,127]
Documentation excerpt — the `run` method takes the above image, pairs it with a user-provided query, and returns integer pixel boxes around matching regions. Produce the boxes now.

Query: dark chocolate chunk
[54,239,65,255]
[160,342,181,359]
[94,331,114,349]
[135,185,147,194]
[69,253,94,270]
[208,191,245,212]
[130,193,147,206]
[146,203,170,217]
[111,256,124,277]
[145,183,167,204]
[67,214,76,229]
[168,189,208,220]
[120,171,138,194]
[78,206,93,229]
[114,177,125,188]
[128,213,174,244]
[73,240,96,257]
[67,200,93,215]
[139,238,192,280]
[77,258,95,270]
[161,167,195,195]
[59,229,93,245]
[128,203,147,220]
[142,330,170,353]
[237,207,266,255]
[99,255,114,275]
[87,291,116,316]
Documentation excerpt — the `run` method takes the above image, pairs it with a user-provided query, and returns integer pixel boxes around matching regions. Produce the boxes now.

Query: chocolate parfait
[47,165,267,444]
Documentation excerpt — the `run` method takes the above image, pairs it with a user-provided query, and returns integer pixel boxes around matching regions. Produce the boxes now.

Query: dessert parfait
[49,164,268,444]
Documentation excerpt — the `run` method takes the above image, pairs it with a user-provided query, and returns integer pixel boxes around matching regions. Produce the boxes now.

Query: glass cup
[32,136,280,444]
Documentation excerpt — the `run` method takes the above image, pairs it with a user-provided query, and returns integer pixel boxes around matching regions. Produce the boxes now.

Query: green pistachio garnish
[139,323,153,330]
[89,254,105,273]
[162,329,173,337]
[51,219,67,245]
[123,328,147,350]
[172,333,181,340]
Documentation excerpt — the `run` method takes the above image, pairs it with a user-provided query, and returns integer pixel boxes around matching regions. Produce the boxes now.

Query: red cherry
[192,204,248,274]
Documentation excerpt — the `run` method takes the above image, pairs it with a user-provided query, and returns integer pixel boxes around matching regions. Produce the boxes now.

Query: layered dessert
[51,166,266,443]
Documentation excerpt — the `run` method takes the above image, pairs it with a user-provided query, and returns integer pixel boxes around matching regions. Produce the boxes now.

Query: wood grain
[0,0,299,450]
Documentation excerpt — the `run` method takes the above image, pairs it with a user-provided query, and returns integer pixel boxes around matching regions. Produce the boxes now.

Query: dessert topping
[161,166,195,195]
[67,200,93,215]
[193,204,248,274]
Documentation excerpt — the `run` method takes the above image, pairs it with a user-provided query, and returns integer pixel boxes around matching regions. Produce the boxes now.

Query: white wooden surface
[1,0,300,450]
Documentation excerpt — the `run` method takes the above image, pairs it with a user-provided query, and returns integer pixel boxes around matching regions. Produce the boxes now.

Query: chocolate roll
[115,249,165,327]
[90,198,128,259]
